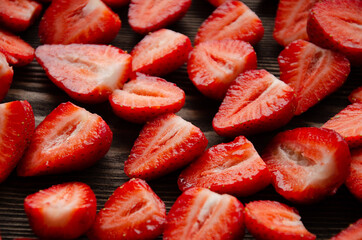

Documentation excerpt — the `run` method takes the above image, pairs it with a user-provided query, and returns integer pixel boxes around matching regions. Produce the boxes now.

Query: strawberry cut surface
[17,102,113,176]
[331,218,362,240]
[124,113,208,180]
[349,86,362,103]
[0,52,13,102]
[345,148,362,201]
[278,39,350,115]
[35,44,131,103]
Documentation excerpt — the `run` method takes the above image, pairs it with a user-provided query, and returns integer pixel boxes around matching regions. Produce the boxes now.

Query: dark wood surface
[1,0,361,239]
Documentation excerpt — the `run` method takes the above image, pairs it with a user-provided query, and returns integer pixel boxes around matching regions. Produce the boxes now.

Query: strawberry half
[88,178,166,240]
[194,0,264,46]
[0,52,13,102]
[207,0,226,7]
[262,127,351,204]
[102,0,129,8]
[24,182,97,239]
[128,0,191,34]
[349,86,362,103]
[131,29,192,76]
[178,136,271,197]
[187,39,257,100]
[331,218,362,240]
[322,103,362,148]
[163,187,244,240]
[278,39,350,115]
[0,101,34,183]
[345,148,362,201]
[109,73,185,123]
[39,0,121,44]
[124,113,208,180]
[17,102,113,177]
[0,28,34,66]
[307,0,362,65]
[212,69,296,137]
[273,0,316,46]
[0,0,42,32]
[244,200,316,240]
[35,44,131,103]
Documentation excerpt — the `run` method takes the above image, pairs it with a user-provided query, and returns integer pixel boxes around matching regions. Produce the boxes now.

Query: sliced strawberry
[262,127,351,204]
[128,0,191,34]
[24,182,97,239]
[131,29,192,76]
[124,113,208,180]
[322,103,362,148]
[17,102,113,176]
[178,136,271,197]
[278,39,350,115]
[244,200,316,240]
[0,101,34,183]
[35,44,131,103]
[345,148,362,201]
[39,0,121,44]
[109,73,185,123]
[194,0,264,46]
[187,39,257,100]
[273,0,316,46]
[0,0,42,32]
[163,187,244,240]
[307,0,362,65]
[349,86,362,103]
[207,0,226,7]
[331,218,362,240]
[0,28,34,66]
[0,52,13,102]
[212,69,296,137]
[102,0,129,8]
[88,178,166,240]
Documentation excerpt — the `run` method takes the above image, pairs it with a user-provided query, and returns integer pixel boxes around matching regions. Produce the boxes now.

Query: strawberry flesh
[331,218,362,240]
[349,86,362,103]
[0,52,13,102]
[345,148,362,201]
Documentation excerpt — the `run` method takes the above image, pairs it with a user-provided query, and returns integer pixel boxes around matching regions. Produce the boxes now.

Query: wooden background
[1,0,361,239]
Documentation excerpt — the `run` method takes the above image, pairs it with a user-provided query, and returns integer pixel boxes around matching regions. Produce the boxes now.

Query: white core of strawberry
[83,0,105,16]
[0,54,10,76]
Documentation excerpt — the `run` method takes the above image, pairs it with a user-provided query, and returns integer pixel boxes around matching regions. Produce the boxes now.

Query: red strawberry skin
[0,52,13,102]
[128,0,191,34]
[349,86,362,103]
[39,0,121,44]
[102,0,129,8]
[163,187,244,240]
[213,69,296,137]
[124,113,208,180]
[244,200,316,240]
[88,178,166,240]
[345,148,362,201]
[207,0,226,7]
[17,102,113,176]
[331,218,362,240]
[188,39,257,100]
[278,39,350,115]
[263,127,351,204]
[109,73,185,123]
[24,182,97,239]
[194,0,264,46]
[131,29,192,76]
[307,0,362,65]
[0,101,34,183]
[322,103,362,148]
[35,44,132,104]
[178,136,271,197]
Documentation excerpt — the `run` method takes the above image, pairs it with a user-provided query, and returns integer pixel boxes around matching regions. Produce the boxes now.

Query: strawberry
[178,136,271,197]
[273,0,316,46]
[0,0,42,32]
[0,52,13,102]
[349,86,362,103]
[322,103,362,148]
[0,28,34,66]
[38,0,121,44]
[128,0,191,34]
[194,0,264,46]
[244,200,316,240]
[35,44,131,104]
[207,0,226,7]
[262,127,351,204]
[24,182,97,239]
[88,178,166,240]
[102,0,129,8]
[212,69,296,137]
[17,102,112,176]
[187,39,257,100]
[163,187,244,240]
[124,113,208,180]
[307,0,362,65]
[109,73,185,123]
[331,218,362,240]
[345,148,362,201]
[131,29,192,76]
[278,39,350,115]
[0,101,34,183]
